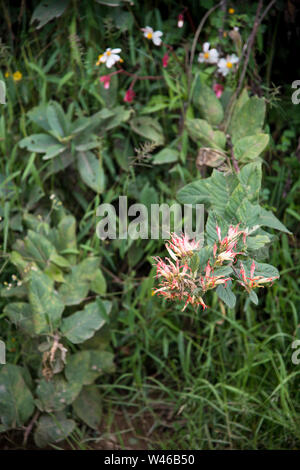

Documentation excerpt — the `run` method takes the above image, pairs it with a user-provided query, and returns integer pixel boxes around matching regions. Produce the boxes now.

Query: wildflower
[162,53,169,68]
[213,83,224,98]
[198,42,219,64]
[239,261,279,291]
[100,74,111,89]
[177,13,184,28]
[166,233,200,261]
[96,48,122,68]
[199,260,231,291]
[124,89,136,103]
[4,71,9,78]
[228,7,235,14]
[13,71,22,82]
[142,26,163,46]
[217,54,239,76]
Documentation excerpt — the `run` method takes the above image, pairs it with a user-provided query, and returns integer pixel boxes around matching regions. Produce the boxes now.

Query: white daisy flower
[198,42,219,64]
[96,48,122,68]
[142,26,163,46]
[217,54,239,76]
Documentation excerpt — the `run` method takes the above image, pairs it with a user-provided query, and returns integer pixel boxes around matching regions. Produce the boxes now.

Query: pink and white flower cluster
[153,224,279,312]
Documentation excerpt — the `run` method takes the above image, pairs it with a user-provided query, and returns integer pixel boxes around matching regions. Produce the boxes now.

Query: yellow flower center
[119,58,124,63]
[204,52,210,59]
[147,32,153,39]
[228,7,235,14]
[226,61,233,68]
[106,51,111,56]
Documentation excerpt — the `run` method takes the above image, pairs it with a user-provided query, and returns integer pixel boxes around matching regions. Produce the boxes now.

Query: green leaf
[249,290,259,305]
[130,117,164,145]
[90,269,107,295]
[19,134,59,153]
[36,376,81,412]
[237,162,262,201]
[31,0,70,29]
[258,208,291,234]
[43,144,66,160]
[46,102,67,137]
[65,350,115,385]
[0,364,35,428]
[72,386,102,430]
[216,281,236,309]
[192,78,224,125]
[229,96,266,144]
[234,134,269,162]
[34,413,75,448]
[28,269,65,333]
[152,148,179,165]
[60,299,111,344]
[186,119,226,150]
[77,151,105,193]
[4,303,35,336]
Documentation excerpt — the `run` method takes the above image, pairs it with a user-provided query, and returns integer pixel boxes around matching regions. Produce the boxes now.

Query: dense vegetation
[0,0,299,450]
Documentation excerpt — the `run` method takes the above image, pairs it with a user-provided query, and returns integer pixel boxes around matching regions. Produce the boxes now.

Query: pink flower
[213,83,224,99]
[124,89,136,103]
[177,13,184,28]
[238,261,279,291]
[166,233,200,260]
[199,260,231,291]
[162,53,169,68]
[100,75,111,89]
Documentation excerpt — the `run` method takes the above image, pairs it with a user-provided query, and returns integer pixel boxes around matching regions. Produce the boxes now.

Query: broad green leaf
[34,413,75,448]
[177,169,236,214]
[234,134,269,162]
[31,0,70,29]
[28,269,65,333]
[60,299,111,343]
[77,151,105,193]
[153,148,179,165]
[237,162,262,201]
[130,117,164,145]
[229,96,266,144]
[24,229,56,269]
[4,302,35,336]
[192,78,224,125]
[46,102,67,137]
[249,290,259,305]
[216,282,236,309]
[43,144,66,160]
[65,350,115,385]
[258,208,291,234]
[186,119,226,150]
[0,364,35,428]
[36,376,81,412]
[27,104,52,132]
[72,386,102,430]
[19,134,58,153]
[90,269,107,295]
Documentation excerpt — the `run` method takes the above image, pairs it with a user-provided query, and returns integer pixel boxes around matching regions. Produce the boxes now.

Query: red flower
[162,53,169,68]
[124,89,136,103]
[213,83,224,99]
[99,75,111,89]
